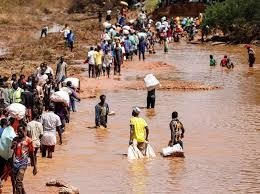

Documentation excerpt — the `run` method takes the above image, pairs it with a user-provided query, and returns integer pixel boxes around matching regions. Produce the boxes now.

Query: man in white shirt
[40,104,61,158]
[87,47,95,78]
[27,112,43,162]
[36,62,54,78]
[60,24,70,46]
[55,56,67,87]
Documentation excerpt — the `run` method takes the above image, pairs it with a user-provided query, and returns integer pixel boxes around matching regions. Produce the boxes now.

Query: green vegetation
[144,0,160,14]
[203,0,260,43]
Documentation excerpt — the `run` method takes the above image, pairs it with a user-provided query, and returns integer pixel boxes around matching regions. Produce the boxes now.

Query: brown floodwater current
[3,43,260,194]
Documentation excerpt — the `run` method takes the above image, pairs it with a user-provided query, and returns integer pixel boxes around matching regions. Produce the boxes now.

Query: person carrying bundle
[129,107,149,155]
[168,111,185,148]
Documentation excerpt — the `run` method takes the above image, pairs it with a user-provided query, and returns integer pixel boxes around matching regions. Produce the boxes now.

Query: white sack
[6,103,26,120]
[103,22,112,29]
[144,74,160,91]
[162,144,183,157]
[63,77,80,89]
[123,25,131,30]
[137,32,147,39]
[123,29,129,35]
[50,91,70,106]
[127,145,144,160]
[146,144,156,158]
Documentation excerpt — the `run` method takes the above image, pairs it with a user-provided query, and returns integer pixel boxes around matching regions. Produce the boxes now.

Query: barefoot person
[95,95,109,128]
[11,125,37,194]
[40,104,62,158]
[129,107,150,155]
[168,111,185,148]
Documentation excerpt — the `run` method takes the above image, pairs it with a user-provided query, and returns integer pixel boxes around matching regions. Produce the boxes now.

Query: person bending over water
[129,107,150,155]
[168,111,185,148]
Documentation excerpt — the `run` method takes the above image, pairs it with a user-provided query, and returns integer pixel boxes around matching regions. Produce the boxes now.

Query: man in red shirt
[12,125,37,194]
[220,55,228,67]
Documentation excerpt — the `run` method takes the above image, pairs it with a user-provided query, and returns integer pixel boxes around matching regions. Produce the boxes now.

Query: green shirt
[210,58,216,66]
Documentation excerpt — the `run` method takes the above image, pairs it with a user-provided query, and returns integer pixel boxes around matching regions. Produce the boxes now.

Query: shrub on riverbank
[144,0,160,14]
[202,0,260,43]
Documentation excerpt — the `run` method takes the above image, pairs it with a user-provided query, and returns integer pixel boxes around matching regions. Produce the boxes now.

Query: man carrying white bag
[50,91,70,106]
[6,103,26,120]
[162,111,185,157]
[144,74,160,109]
[62,77,80,91]
[127,107,156,160]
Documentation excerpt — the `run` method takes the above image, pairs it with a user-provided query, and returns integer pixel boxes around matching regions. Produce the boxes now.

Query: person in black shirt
[21,85,34,121]
[147,89,155,109]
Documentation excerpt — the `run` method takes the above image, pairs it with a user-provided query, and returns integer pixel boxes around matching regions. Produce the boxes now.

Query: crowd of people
[87,9,209,81]
[0,4,257,193]
[0,56,81,193]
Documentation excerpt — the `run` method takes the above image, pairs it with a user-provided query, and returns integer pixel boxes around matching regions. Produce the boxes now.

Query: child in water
[226,58,234,69]
[209,55,216,66]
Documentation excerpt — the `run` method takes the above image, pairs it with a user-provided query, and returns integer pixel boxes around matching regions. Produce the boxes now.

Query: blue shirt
[124,40,132,53]
[119,16,126,26]
[0,127,4,138]
[0,126,16,160]
[138,40,146,52]
[67,32,75,42]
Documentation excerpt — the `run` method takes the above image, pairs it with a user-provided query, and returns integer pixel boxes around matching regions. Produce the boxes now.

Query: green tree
[144,0,160,14]
[203,0,260,43]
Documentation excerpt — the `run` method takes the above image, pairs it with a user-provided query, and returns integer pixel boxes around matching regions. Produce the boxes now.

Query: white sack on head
[144,74,160,91]
[6,103,26,120]
[63,77,80,89]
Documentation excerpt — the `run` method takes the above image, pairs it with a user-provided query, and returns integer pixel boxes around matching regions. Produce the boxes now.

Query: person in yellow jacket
[129,107,149,154]
[8,82,24,104]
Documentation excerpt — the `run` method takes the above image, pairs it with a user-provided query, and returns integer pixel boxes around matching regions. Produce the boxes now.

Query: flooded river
[3,43,260,194]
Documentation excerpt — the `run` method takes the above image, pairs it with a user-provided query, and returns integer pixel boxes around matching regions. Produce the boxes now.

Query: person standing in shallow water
[95,95,109,128]
[147,88,156,109]
[168,111,185,148]
[209,55,216,66]
[246,45,256,67]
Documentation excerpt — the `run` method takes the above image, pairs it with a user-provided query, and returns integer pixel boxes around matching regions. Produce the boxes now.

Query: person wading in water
[168,111,185,148]
[246,45,256,67]
[129,107,150,155]
[95,95,109,128]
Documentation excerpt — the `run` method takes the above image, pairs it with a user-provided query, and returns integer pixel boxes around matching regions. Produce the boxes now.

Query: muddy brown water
[3,43,260,194]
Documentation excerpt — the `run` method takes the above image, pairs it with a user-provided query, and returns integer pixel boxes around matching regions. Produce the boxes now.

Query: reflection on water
[4,43,260,194]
